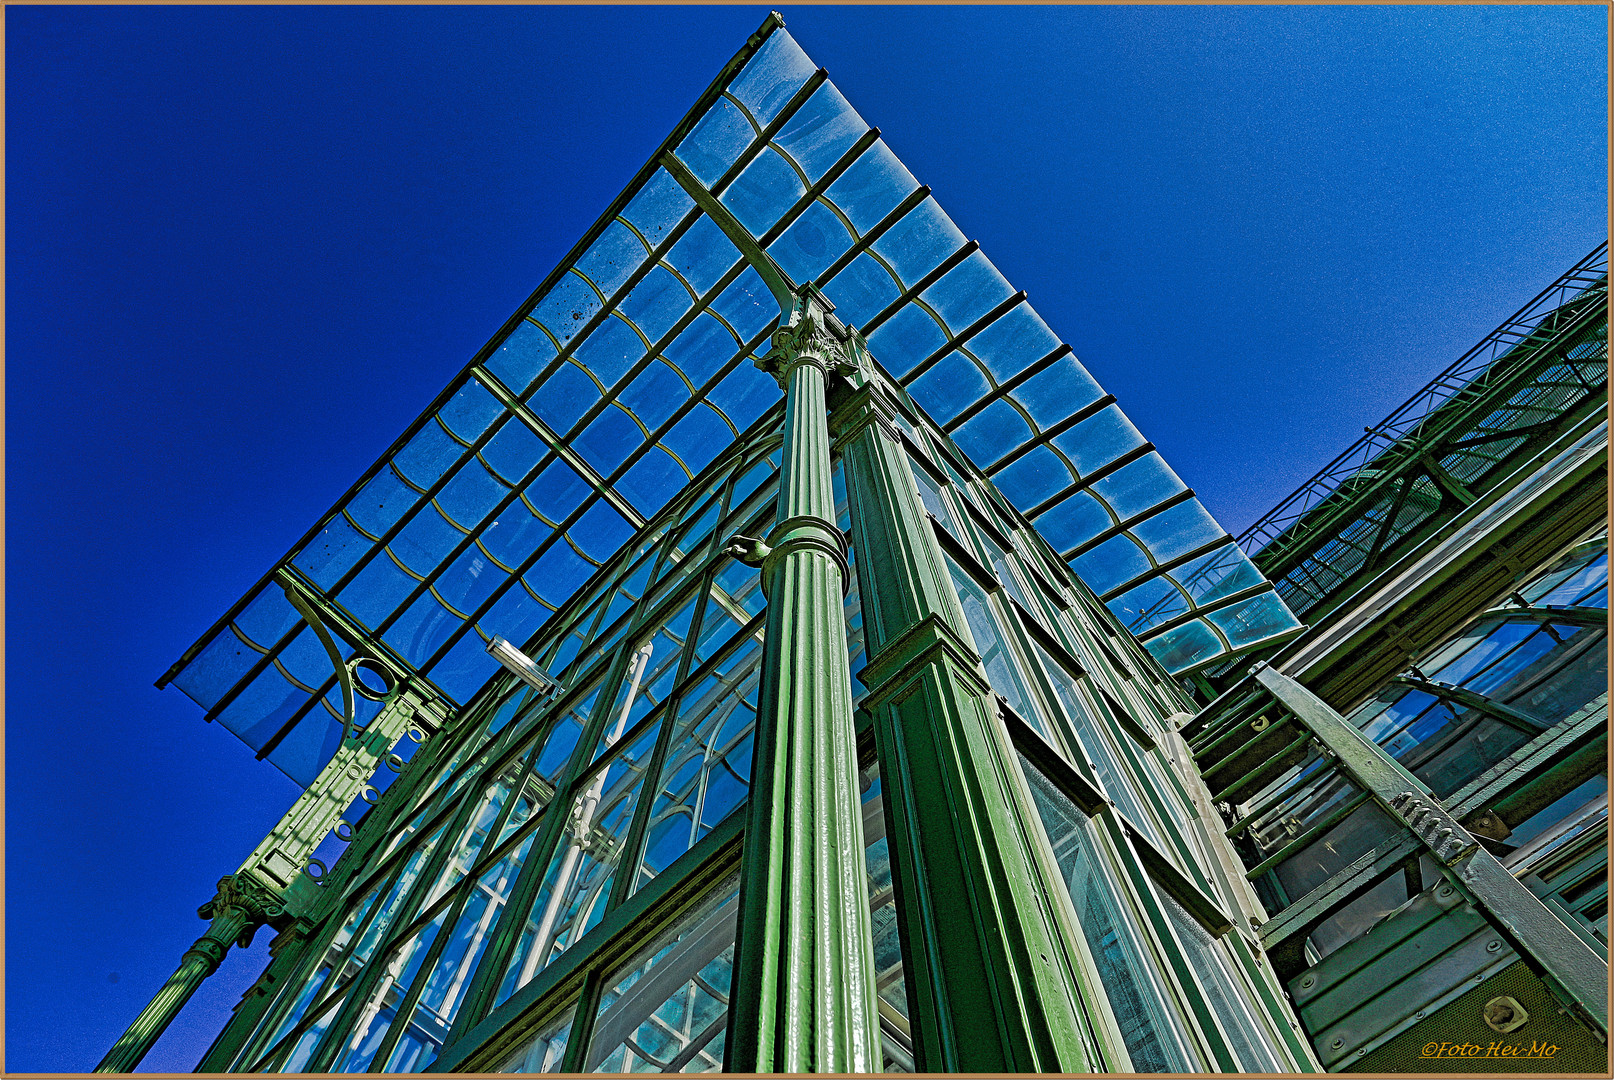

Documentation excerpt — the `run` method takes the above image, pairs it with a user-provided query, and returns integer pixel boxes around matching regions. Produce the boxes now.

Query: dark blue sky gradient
[7,6,1605,1071]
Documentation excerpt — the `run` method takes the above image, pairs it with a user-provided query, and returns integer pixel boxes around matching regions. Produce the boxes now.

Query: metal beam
[471,366,646,530]
[834,369,1101,1071]
[1387,674,1547,735]
[1253,664,1608,1031]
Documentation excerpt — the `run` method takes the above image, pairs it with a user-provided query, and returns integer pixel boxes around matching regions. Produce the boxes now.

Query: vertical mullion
[557,968,608,1073]
[364,883,476,1072]
[259,858,411,1070]
[445,643,634,1041]
[304,761,502,1072]
[202,911,341,1072]
[1095,809,1244,1071]
[606,563,722,914]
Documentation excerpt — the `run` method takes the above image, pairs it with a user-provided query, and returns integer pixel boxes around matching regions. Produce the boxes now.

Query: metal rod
[522,639,654,987]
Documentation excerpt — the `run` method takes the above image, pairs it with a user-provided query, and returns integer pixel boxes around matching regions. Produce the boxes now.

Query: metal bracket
[278,577,356,743]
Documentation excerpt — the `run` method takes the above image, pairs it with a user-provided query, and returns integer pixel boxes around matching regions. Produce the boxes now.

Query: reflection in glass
[1030,640,1163,852]
[1158,891,1283,1073]
[383,833,540,1071]
[1019,756,1196,1073]
[585,881,740,1072]
[632,636,761,895]
[498,1008,575,1073]
[945,556,1039,727]
[497,718,662,1005]
[861,765,914,1072]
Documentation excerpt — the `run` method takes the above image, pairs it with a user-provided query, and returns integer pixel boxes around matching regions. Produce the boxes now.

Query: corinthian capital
[754,291,851,388]
[197,873,284,926]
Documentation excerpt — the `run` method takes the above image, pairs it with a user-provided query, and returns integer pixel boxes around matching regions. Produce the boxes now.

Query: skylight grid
[663,31,1294,667]
[164,17,1302,788]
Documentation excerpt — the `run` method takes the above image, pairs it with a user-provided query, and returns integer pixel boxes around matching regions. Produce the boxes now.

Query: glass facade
[195,371,1307,1073]
[109,12,1604,1079]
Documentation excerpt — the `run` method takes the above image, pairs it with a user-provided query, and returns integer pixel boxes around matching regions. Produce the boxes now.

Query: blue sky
[6,5,1605,1071]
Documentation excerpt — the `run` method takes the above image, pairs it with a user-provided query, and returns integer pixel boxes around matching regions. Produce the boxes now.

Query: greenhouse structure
[100,14,1608,1075]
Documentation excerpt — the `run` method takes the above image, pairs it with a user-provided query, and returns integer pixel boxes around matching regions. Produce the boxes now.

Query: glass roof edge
[158,11,789,692]
[1238,241,1609,562]
[1157,619,1309,679]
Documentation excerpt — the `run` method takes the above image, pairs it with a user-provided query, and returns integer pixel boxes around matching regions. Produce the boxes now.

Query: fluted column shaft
[726,303,880,1072]
[96,876,277,1073]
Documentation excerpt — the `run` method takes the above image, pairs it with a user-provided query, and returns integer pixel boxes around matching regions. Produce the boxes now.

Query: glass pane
[1029,640,1166,851]
[861,764,914,1072]
[1270,801,1401,908]
[277,992,346,1072]
[907,455,959,540]
[945,556,1040,729]
[584,879,741,1072]
[498,1007,576,1073]
[632,637,761,895]
[421,761,524,909]
[592,604,695,766]
[497,721,663,1004]
[384,832,540,1072]
[1158,891,1284,1072]
[332,908,448,1071]
[1020,756,1198,1073]
[251,883,381,1063]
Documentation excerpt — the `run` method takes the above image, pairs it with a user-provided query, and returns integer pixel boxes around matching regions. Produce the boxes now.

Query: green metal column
[192,918,317,1073]
[833,358,1095,1071]
[96,875,283,1073]
[726,293,882,1072]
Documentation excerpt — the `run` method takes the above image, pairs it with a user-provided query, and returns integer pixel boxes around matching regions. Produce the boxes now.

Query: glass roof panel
[767,200,855,285]
[826,140,919,235]
[162,18,1298,787]
[870,197,966,286]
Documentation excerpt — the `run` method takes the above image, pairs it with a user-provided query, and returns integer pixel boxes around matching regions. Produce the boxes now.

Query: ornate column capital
[97,872,289,1072]
[198,872,284,924]
[754,291,854,388]
[194,872,286,956]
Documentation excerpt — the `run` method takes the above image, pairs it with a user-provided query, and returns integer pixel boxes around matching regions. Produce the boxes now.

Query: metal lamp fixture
[486,636,559,697]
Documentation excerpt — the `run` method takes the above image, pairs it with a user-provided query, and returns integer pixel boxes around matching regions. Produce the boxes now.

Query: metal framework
[1239,244,1608,625]
[154,12,1302,813]
[106,284,1321,1072]
[1179,510,1610,1070]
[108,13,1611,1078]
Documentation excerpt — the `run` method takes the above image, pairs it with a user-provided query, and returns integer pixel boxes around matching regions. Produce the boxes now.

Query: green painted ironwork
[726,291,881,1071]
[1189,651,1609,1043]
[96,875,290,1073]
[835,359,1099,1071]
[1250,665,1607,1034]
[98,594,437,1073]
[1240,245,1608,627]
[119,13,1369,1074]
